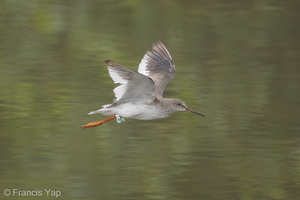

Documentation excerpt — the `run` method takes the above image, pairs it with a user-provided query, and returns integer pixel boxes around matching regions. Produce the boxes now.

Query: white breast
[115,103,169,120]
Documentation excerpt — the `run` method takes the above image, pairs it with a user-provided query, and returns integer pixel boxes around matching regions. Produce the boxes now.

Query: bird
[81,41,204,128]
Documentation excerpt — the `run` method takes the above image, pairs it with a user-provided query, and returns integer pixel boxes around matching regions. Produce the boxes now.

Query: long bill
[186,107,205,117]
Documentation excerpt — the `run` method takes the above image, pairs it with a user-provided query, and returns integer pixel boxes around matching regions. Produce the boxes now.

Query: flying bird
[81,41,204,128]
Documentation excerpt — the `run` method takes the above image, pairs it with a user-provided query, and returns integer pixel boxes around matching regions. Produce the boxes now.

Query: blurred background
[1,0,300,199]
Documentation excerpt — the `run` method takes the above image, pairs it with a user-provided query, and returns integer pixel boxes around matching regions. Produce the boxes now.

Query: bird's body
[81,41,204,128]
[88,97,186,120]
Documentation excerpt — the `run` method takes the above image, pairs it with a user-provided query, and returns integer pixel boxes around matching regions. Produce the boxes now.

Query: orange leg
[81,115,116,129]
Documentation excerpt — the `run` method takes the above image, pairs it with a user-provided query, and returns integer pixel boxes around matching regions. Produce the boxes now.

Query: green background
[1,0,300,199]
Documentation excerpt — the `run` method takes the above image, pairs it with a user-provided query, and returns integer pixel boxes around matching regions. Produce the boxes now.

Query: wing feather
[106,60,155,104]
[138,41,175,97]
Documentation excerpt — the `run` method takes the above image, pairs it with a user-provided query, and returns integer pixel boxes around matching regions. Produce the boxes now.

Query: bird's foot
[81,115,116,129]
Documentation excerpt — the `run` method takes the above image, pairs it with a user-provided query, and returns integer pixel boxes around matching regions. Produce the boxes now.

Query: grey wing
[138,41,175,97]
[106,60,155,104]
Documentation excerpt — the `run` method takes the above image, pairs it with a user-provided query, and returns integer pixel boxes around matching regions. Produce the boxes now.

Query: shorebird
[81,41,204,128]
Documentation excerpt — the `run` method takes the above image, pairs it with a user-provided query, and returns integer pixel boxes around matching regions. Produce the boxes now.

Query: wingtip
[105,60,116,66]
[153,41,162,47]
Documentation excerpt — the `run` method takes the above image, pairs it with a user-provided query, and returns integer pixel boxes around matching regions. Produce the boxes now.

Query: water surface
[1,1,300,200]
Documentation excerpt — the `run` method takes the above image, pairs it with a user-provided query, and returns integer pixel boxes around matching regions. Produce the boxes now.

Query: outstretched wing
[106,60,155,104]
[138,41,175,97]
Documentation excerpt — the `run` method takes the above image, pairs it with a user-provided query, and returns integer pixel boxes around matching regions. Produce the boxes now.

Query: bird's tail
[87,104,113,115]
[88,110,101,115]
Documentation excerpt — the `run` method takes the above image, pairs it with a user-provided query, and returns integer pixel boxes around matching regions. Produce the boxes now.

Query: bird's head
[166,98,205,117]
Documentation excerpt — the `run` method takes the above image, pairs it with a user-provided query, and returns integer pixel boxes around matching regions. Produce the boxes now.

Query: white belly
[112,103,169,120]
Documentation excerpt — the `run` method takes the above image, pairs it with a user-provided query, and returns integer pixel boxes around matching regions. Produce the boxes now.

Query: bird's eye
[176,103,182,106]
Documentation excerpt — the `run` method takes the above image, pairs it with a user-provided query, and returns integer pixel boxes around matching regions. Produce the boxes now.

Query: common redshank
[81,41,204,128]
